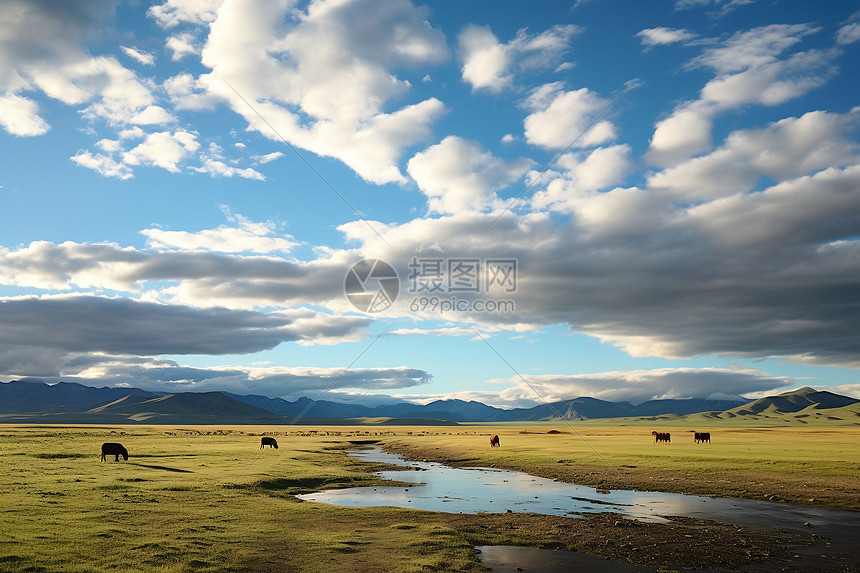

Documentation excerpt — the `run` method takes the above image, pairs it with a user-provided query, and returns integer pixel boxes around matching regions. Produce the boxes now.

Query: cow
[489,434,500,448]
[101,443,128,462]
[651,431,671,443]
[690,430,711,444]
[260,436,279,449]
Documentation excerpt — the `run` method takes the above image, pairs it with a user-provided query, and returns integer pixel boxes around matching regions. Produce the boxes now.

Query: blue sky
[1,0,859,407]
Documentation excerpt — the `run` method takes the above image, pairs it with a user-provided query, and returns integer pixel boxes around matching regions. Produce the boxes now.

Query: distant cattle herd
[99,429,711,465]
[649,430,711,444]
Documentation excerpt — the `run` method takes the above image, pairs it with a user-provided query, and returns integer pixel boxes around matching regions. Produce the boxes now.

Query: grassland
[1,423,858,572]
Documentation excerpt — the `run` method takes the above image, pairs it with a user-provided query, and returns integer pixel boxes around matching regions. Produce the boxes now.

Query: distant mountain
[726,386,859,415]
[0,380,287,424]
[1,380,856,424]
[227,393,378,419]
[0,380,158,414]
[630,398,749,417]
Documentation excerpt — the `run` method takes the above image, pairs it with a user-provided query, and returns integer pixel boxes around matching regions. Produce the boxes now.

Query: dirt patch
[448,512,820,571]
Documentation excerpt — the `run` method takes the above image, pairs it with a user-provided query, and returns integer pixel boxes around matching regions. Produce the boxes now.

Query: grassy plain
[1,423,858,572]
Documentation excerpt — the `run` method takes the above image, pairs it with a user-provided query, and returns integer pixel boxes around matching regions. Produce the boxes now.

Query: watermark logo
[344,257,517,314]
[407,257,517,294]
[344,259,400,313]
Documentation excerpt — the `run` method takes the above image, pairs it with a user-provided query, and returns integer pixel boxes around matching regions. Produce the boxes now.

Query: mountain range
[0,379,857,425]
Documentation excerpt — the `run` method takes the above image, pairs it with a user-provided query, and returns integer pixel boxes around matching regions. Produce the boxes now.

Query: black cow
[651,431,671,443]
[489,434,500,448]
[260,436,279,449]
[101,443,128,462]
[690,430,711,444]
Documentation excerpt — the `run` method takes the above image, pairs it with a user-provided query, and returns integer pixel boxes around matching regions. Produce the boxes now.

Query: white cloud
[495,367,791,405]
[131,105,174,125]
[646,103,715,166]
[165,32,200,60]
[147,0,224,28]
[141,211,297,253]
[189,0,450,185]
[70,150,134,179]
[675,0,756,18]
[647,24,836,166]
[122,130,200,172]
[837,21,860,45]
[649,111,859,201]
[120,46,156,66]
[195,159,265,180]
[523,83,617,150]
[531,145,635,212]
[458,24,580,93]
[0,1,159,135]
[0,93,50,136]
[407,136,532,213]
[458,25,512,93]
[636,27,696,48]
[253,151,284,165]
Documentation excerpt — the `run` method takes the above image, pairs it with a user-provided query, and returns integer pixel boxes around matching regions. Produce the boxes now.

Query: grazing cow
[101,443,128,462]
[260,436,279,449]
[690,430,711,444]
[651,431,671,443]
[489,434,500,448]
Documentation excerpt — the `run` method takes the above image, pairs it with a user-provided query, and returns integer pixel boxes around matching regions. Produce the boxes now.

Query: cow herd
[98,436,280,462]
[649,430,711,444]
[100,429,710,462]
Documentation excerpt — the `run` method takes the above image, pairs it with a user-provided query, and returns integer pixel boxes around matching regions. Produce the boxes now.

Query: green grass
[0,425,483,572]
[2,423,859,571]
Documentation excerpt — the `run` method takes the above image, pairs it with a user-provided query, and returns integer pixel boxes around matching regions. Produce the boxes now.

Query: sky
[1,0,860,408]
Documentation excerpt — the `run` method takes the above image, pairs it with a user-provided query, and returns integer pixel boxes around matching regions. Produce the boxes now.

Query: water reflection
[298,446,860,535]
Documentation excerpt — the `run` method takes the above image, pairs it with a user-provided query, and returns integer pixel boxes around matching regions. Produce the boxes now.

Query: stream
[297,446,860,571]
[298,446,860,532]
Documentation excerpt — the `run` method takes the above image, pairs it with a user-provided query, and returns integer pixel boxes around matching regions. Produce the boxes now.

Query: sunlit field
[1,424,858,572]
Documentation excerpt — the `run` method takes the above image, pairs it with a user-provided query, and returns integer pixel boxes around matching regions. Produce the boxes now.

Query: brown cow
[101,443,128,461]
[260,437,279,449]
[689,430,711,444]
[651,431,671,443]
[489,434,500,448]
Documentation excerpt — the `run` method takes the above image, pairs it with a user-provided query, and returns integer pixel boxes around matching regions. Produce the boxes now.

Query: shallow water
[298,446,860,536]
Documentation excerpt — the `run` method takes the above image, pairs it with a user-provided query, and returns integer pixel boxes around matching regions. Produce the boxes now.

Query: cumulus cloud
[0,93,50,136]
[0,0,154,134]
[458,24,580,93]
[647,24,837,166]
[122,130,200,172]
[178,0,450,185]
[649,111,860,201]
[407,136,532,213]
[523,83,617,150]
[530,144,635,212]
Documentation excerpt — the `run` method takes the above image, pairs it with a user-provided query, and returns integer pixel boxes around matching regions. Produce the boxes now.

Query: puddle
[298,446,860,535]
[476,546,662,573]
